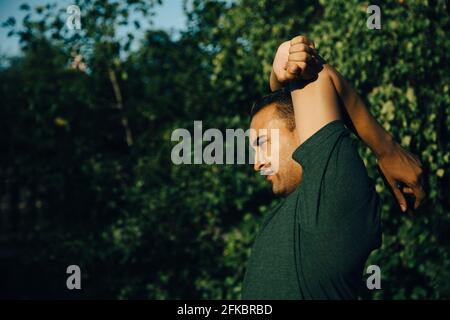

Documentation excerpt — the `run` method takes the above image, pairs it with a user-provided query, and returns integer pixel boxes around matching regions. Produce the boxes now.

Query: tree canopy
[0,0,448,299]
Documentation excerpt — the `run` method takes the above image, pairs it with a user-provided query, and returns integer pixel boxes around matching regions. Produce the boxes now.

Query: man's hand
[377,142,426,212]
[270,35,320,91]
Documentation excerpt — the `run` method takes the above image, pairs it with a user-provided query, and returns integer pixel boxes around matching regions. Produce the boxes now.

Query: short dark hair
[250,88,295,131]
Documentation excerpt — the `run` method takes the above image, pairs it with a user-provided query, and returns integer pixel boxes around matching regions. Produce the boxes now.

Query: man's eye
[258,137,267,146]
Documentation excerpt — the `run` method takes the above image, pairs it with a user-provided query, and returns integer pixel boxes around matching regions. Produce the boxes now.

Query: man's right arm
[270,36,425,211]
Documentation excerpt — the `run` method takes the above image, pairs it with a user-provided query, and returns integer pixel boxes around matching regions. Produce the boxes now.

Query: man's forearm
[324,64,395,158]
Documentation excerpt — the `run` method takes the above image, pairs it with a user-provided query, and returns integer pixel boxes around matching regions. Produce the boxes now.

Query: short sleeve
[292,120,346,168]
[292,120,381,238]
[291,120,382,299]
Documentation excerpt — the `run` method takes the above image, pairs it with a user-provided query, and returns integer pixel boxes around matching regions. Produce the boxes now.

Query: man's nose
[254,152,267,172]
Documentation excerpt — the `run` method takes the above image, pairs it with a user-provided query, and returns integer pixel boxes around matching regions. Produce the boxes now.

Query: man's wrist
[270,69,283,91]
[371,132,396,159]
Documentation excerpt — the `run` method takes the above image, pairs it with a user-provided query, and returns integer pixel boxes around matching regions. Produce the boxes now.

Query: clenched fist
[270,35,321,91]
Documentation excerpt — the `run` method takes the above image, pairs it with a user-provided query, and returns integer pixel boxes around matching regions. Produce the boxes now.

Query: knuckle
[286,72,295,79]
[291,35,306,44]
[289,43,307,53]
[293,52,304,59]
[288,52,302,61]
[286,62,294,71]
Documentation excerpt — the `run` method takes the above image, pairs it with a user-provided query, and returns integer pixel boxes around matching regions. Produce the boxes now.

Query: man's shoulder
[292,119,349,168]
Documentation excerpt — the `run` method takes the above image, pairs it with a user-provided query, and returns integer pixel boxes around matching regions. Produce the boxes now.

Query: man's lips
[260,168,274,176]
[264,173,274,182]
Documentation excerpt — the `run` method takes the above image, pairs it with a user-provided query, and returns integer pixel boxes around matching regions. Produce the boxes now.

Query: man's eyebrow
[252,134,267,147]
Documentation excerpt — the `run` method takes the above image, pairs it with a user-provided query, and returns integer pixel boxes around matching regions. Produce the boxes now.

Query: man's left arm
[324,63,425,211]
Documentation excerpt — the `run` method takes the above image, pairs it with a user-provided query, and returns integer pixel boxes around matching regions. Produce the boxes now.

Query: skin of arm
[324,64,394,158]
[270,36,425,211]
[288,69,341,144]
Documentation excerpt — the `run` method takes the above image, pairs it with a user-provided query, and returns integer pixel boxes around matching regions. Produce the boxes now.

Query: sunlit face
[250,104,302,195]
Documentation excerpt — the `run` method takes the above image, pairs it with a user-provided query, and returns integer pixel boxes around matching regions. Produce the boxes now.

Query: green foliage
[0,0,448,299]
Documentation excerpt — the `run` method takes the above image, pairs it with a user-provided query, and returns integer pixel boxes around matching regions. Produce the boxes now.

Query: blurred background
[0,0,448,299]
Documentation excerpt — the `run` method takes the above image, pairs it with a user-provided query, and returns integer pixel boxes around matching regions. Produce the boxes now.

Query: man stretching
[242,35,425,299]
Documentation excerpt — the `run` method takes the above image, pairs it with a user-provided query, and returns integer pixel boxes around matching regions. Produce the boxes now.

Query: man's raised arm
[270,35,425,211]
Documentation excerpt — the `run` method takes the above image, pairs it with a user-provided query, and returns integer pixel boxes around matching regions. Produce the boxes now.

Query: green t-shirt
[241,120,382,300]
